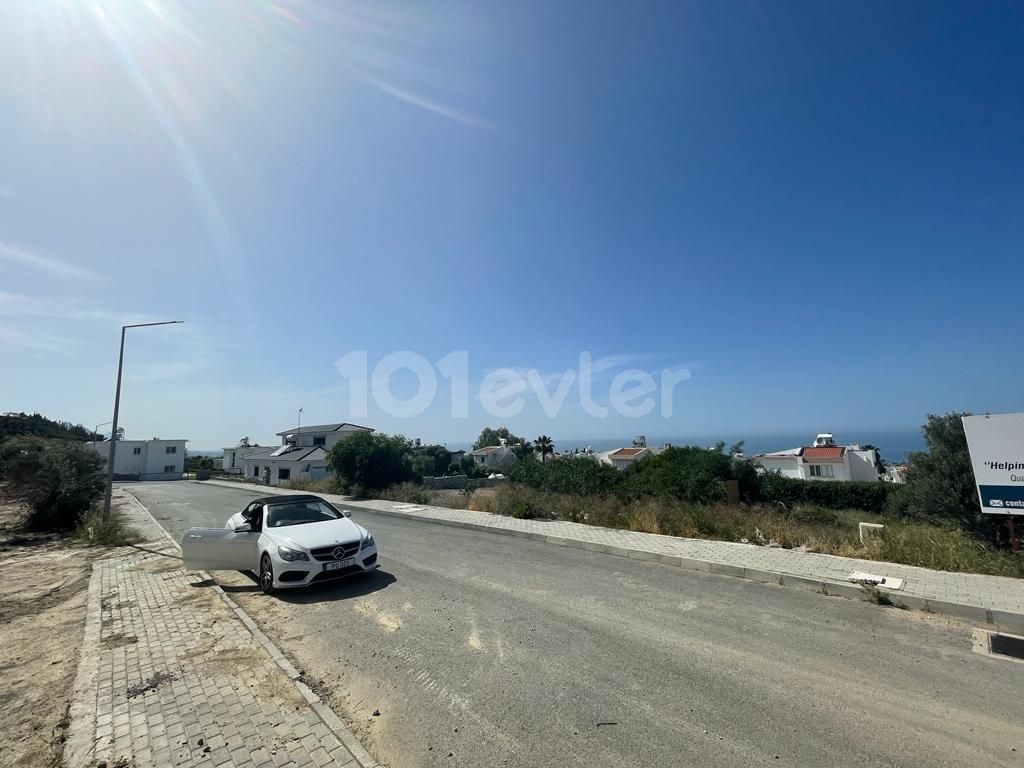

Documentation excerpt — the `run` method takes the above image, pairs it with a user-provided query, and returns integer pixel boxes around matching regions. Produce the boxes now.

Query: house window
[808,464,834,478]
[312,436,326,447]
[278,468,291,480]
[133,447,142,455]
[164,465,176,473]
[165,446,177,454]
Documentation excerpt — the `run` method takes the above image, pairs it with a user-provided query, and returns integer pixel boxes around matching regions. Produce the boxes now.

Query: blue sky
[2,0,1023,450]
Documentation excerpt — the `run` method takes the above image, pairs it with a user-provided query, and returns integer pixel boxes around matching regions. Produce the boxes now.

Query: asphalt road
[126,481,1023,768]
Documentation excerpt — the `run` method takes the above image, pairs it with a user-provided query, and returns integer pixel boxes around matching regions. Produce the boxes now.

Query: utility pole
[101,320,184,522]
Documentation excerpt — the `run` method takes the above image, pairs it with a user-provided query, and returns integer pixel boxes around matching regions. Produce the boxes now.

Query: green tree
[472,427,526,451]
[512,440,534,461]
[728,440,745,456]
[325,432,415,495]
[185,454,215,472]
[0,436,106,530]
[535,435,554,463]
[894,413,990,536]
[410,444,451,479]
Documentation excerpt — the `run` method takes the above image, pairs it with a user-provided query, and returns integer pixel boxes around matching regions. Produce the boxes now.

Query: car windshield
[265,500,341,528]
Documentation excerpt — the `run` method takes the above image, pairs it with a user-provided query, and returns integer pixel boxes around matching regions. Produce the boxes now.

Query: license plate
[324,558,355,571]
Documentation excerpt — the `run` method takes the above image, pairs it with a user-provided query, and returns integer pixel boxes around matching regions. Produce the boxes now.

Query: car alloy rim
[261,561,271,590]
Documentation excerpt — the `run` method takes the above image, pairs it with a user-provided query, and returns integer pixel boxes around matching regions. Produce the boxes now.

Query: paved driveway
[125,481,1024,768]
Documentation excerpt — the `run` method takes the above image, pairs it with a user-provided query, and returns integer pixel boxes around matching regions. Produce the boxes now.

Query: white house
[87,438,187,481]
[221,438,267,475]
[239,422,373,487]
[754,433,880,482]
[470,443,519,471]
[274,422,372,450]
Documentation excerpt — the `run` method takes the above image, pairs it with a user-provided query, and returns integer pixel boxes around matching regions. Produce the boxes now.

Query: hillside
[0,412,98,443]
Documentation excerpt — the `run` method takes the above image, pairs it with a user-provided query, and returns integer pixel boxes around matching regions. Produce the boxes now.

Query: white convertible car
[181,494,378,594]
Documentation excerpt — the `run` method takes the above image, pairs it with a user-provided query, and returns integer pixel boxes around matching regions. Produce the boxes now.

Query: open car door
[181,527,258,571]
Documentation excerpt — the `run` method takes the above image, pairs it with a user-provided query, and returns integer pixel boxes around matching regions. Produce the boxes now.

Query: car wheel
[259,554,275,595]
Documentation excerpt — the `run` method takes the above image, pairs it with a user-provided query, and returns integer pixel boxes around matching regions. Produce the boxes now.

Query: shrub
[76,504,138,546]
[895,413,1001,541]
[621,447,731,504]
[511,456,622,496]
[325,432,415,494]
[0,437,105,530]
[492,485,552,519]
[380,482,430,505]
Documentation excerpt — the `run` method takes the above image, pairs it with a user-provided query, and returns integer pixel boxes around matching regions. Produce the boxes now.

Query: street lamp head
[123,320,185,329]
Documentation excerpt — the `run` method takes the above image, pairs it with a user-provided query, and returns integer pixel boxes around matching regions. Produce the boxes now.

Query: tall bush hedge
[756,471,890,512]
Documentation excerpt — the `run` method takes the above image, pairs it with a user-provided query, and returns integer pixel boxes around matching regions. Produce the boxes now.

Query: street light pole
[101,320,184,522]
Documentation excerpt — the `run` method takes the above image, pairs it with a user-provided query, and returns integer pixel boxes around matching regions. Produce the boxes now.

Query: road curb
[119,488,380,768]
[196,479,1024,633]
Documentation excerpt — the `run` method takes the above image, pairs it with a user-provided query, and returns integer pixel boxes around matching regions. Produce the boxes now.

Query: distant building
[238,422,373,487]
[87,437,187,481]
[222,437,265,475]
[470,441,519,470]
[591,435,666,469]
[754,433,880,482]
[883,463,908,484]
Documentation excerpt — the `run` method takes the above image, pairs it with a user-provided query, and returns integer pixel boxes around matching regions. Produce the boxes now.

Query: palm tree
[535,435,554,463]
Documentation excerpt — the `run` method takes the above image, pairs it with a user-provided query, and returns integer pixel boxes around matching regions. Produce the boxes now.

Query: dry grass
[409,483,1023,579]
[281,476,345,495]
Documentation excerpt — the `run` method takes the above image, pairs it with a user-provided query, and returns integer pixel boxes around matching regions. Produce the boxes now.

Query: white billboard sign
[962,413,1024,516]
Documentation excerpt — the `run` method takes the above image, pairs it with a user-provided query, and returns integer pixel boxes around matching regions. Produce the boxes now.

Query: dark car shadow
[208,569,397,603]
[276,569,397,604]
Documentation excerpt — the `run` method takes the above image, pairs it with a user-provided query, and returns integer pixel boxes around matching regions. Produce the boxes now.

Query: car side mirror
[342,510,352,518]
[234,523,252,533]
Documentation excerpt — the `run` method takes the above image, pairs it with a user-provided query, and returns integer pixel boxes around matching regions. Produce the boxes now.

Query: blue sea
[446,429,924,464]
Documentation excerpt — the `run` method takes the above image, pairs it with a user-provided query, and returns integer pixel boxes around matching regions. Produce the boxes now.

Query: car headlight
[361,533,375,549]
[277,546,309,562]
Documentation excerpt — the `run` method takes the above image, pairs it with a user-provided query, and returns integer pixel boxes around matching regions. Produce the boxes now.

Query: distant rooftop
[610,447,646,457]
[275,422,373,436]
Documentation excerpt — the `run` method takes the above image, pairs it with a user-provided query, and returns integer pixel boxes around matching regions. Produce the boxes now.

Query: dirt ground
[0,498,129,768]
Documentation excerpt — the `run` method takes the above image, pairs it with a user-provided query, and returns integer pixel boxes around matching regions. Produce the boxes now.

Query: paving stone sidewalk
[205,479,1024,626]
[66,495,373,768]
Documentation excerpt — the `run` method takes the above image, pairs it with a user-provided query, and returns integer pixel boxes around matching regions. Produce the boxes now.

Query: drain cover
[990,633,1024,660]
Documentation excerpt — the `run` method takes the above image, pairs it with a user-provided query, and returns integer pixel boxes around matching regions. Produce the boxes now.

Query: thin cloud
[0,326,72,353]
[362,74,492,130]
[0,241,97,280]
[0,291,144,323]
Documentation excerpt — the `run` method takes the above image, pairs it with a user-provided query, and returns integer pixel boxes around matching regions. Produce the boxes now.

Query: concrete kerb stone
[989,610,1024,634]
[198,479,1023,636]
[65,559,106,767]
[118,488,380,768]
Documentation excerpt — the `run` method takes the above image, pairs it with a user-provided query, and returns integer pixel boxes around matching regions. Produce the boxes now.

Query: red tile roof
[610,447,646,457]
[801,446,845,460]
